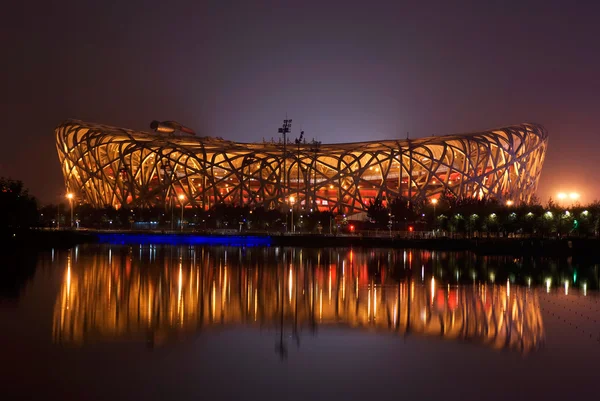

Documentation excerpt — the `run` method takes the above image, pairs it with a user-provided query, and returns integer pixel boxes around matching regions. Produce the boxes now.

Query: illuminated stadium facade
[56,120,547,213]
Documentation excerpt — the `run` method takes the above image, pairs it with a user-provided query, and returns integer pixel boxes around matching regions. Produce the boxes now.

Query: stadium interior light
[557,192,567,200]
[569,192,580,200]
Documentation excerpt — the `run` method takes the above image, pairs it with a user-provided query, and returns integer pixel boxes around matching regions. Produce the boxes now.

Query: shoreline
[2,228,600,258]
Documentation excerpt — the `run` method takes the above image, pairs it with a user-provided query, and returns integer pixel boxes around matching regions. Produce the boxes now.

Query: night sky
[3,0,599,204]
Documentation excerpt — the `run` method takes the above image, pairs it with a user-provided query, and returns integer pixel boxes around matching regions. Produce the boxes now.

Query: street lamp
[506,200,514,207]
[289,196,295,233]
[431,198,438,236]
[66,193,74,228]
[178,194,185,231]
[557,191,580,206]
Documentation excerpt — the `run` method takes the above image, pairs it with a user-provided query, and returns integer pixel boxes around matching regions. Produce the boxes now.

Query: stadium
[56,120,548,213]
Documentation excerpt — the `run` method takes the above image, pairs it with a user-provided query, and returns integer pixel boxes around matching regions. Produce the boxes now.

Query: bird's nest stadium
[56,120,547,213]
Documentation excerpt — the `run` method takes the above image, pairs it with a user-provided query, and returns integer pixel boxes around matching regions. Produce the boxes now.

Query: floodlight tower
[278,119,292,205]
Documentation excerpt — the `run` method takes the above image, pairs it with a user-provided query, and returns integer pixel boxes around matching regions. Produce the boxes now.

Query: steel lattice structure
[56,119,547,212]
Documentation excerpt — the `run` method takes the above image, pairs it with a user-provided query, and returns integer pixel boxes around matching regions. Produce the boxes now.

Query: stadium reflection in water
[53,245,545,354]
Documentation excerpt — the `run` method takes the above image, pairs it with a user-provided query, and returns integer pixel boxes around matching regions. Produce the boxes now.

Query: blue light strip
[96,233,271,246]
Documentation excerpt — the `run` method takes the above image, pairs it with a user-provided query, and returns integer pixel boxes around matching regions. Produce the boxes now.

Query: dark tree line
[368,192,600,237]
[38,201,336,233]
[3,176,599,237]
[0,178,38,229]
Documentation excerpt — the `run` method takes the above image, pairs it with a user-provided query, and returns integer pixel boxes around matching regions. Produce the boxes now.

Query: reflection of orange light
[448,289,458,310]
[408,226,414,232]
[349,224,355,232]
[436,290,446,309]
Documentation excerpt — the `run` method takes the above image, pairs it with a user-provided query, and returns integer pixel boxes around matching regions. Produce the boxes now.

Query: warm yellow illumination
[569,192,580,200]
[431,198,438,205]
[178,194,185,201]
[289,196,295,204]
[51,251,546,353]
[288,268,293,303]
[557,192,567,200]
[66,193,74,200]
[506,200,514,206]
[56,120,548,211]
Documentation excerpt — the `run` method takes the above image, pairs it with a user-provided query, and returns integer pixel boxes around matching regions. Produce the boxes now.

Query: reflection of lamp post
[276,252,288,360]
[66,193,74,228]
[289,196,296,233]
[431,198,438,233]
[178,194,185,231]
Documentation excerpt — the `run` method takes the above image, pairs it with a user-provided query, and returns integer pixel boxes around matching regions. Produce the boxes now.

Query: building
[56,119,547,212]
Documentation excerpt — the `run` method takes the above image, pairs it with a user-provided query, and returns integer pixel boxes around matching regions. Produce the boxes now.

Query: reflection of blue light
[96,234,271,247]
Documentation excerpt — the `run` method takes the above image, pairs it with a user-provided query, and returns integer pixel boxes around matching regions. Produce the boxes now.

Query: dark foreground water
[1,244,599,401]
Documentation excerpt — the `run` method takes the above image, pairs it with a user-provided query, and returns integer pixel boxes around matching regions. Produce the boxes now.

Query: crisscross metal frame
[56,120,547,212]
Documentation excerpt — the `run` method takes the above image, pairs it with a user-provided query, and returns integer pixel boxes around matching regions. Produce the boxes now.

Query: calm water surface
[1,244,599,401]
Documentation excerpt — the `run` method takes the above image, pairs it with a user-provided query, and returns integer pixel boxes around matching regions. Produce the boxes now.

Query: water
[1,244,599,401]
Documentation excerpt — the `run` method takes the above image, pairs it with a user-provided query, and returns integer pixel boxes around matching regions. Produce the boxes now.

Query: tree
[367,197,388,228]
[0,178,38,229]
[389,196,421,230]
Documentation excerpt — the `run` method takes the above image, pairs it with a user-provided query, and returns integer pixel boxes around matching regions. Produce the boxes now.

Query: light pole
[278,119,292,207]
[178,194,185,231]
[295,131,304,211]
[66,193,74,228]
[170,195,174,231]
[289,196,295,233]
[431,198,438,236]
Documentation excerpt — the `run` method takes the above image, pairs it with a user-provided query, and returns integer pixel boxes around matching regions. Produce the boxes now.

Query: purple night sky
[2,0,599,203]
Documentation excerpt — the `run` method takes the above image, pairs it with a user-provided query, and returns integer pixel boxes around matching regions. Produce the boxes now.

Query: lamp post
[178,194,185,231]
[66,193,74,228]
[278,119,292,207]
[289,196,295,233]
[295,131,304,211]
[431,198,438,236]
